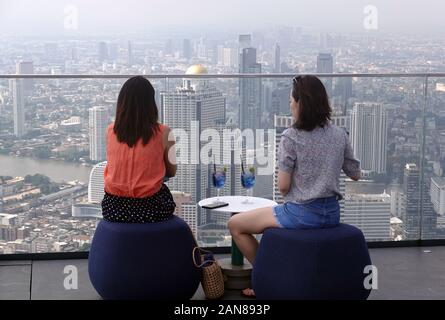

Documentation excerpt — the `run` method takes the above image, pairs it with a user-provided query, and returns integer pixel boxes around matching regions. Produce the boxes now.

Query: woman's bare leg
[228,206,279,265]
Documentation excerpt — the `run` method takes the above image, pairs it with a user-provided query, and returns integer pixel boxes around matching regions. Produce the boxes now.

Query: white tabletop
[198,196,277,213]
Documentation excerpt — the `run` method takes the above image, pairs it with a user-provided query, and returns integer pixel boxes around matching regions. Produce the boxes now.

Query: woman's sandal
[241,288,256,298]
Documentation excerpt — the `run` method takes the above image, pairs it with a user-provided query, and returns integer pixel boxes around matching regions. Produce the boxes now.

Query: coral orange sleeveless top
[104,123,166,198]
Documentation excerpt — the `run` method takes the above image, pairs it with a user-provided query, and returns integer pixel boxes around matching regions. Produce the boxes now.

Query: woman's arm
[276,131,297,197]
[342,130,361,181]
[163,126,177,178]
[278,170,292,197]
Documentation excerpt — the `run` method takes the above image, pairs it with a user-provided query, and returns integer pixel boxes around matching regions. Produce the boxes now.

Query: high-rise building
[239,34,252,51]
[350,103,387,174]
[0,225,18,242]
[89,106,109,162]
[402,164,421,240]
[0,213,18,226]
[217,47,238,68]
[16,61,34,93]
[183,39,192,60]
[161,65,226,226]
[71,47,79,61]
[274,43,281,73]
[430,177,445,216]
[88,161,107,203]
[13,79,25,138]
[165,39,173,55]
[239,48,262,130]
[109,43,118,61]
[98,42,109,62]
[13,61,34,138]
[271,82,292,116]
[335,77,353,110]
[343,192,391,241]
[401,163,438,240]
[317,53,334,97]
[331,114,349,131]
[171,191,197,237]
[127,41,133,66]
[0,178,4,212]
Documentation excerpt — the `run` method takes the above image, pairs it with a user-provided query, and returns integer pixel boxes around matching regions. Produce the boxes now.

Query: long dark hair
[114,76,160,148]
[292,75,331,131]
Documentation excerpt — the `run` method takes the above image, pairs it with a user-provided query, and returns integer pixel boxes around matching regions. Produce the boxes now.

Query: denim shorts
[273,196,340,230]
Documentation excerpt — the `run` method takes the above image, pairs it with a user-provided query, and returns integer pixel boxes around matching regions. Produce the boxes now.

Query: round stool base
[219,258,252,290]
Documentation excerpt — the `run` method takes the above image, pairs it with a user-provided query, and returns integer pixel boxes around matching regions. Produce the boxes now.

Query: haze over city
[1,0,445,36]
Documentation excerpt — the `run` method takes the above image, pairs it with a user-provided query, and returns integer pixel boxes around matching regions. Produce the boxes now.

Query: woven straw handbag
[192,247,225,300]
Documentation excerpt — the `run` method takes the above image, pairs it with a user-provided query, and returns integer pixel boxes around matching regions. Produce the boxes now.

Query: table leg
[231,237,244,266]
[231,212,244,266]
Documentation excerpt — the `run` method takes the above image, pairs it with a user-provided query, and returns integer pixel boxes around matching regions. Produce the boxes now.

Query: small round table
[198,196,277,290]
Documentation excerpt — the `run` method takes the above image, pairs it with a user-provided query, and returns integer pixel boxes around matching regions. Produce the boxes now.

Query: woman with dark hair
[228,75,361,297]
[102,76,177,223]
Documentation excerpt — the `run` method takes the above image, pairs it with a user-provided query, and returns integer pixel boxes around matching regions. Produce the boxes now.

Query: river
[0,154,93,183]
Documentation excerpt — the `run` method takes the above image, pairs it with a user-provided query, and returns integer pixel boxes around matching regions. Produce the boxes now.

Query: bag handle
[192,247,217,268]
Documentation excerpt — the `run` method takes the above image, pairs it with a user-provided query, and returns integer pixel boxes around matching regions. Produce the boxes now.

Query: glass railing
[0,73,444,255]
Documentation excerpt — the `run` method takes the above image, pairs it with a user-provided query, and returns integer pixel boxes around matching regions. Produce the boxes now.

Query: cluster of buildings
[1,31,445,252]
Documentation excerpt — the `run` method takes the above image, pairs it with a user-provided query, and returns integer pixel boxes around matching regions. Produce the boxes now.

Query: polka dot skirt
[101,184,176,223]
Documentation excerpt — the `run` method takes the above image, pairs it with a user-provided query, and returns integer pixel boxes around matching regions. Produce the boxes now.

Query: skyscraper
[274,43,281,73]
[13,61,34,138]
[108,43,118,61]
[71,47,79,61]
[127,41,133,66]
[165,39,173,55]
[171,191,197,237]
[430,177,445,216]
[239,48,262,130]
[343,192,391,241]
[98,42,108,62]
[402,164,438,240]
[89,106,109,162]
[271,82,292,116]
[0,177,4,213]
[350,103,387,174]
[239,34,252,51]
[16,61,34,93]
[161,65,226,226]
[317,53,334,97]
[183,39,192,60]
[402,164,421,240]
[12,79,25,138]
[88,161,107,203]
[218,47,238,68]
[335,77,353,111]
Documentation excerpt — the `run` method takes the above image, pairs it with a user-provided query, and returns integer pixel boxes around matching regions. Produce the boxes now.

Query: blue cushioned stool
[88,216,201,300]
[252,224,372,300]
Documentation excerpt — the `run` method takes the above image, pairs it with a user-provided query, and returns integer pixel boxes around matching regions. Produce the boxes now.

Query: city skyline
[2,28,445,253]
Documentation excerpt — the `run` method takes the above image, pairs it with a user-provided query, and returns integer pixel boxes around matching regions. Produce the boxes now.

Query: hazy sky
[1,0,445,36]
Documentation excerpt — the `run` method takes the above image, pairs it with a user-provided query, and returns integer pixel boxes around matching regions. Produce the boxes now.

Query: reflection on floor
[1,247,445,300]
